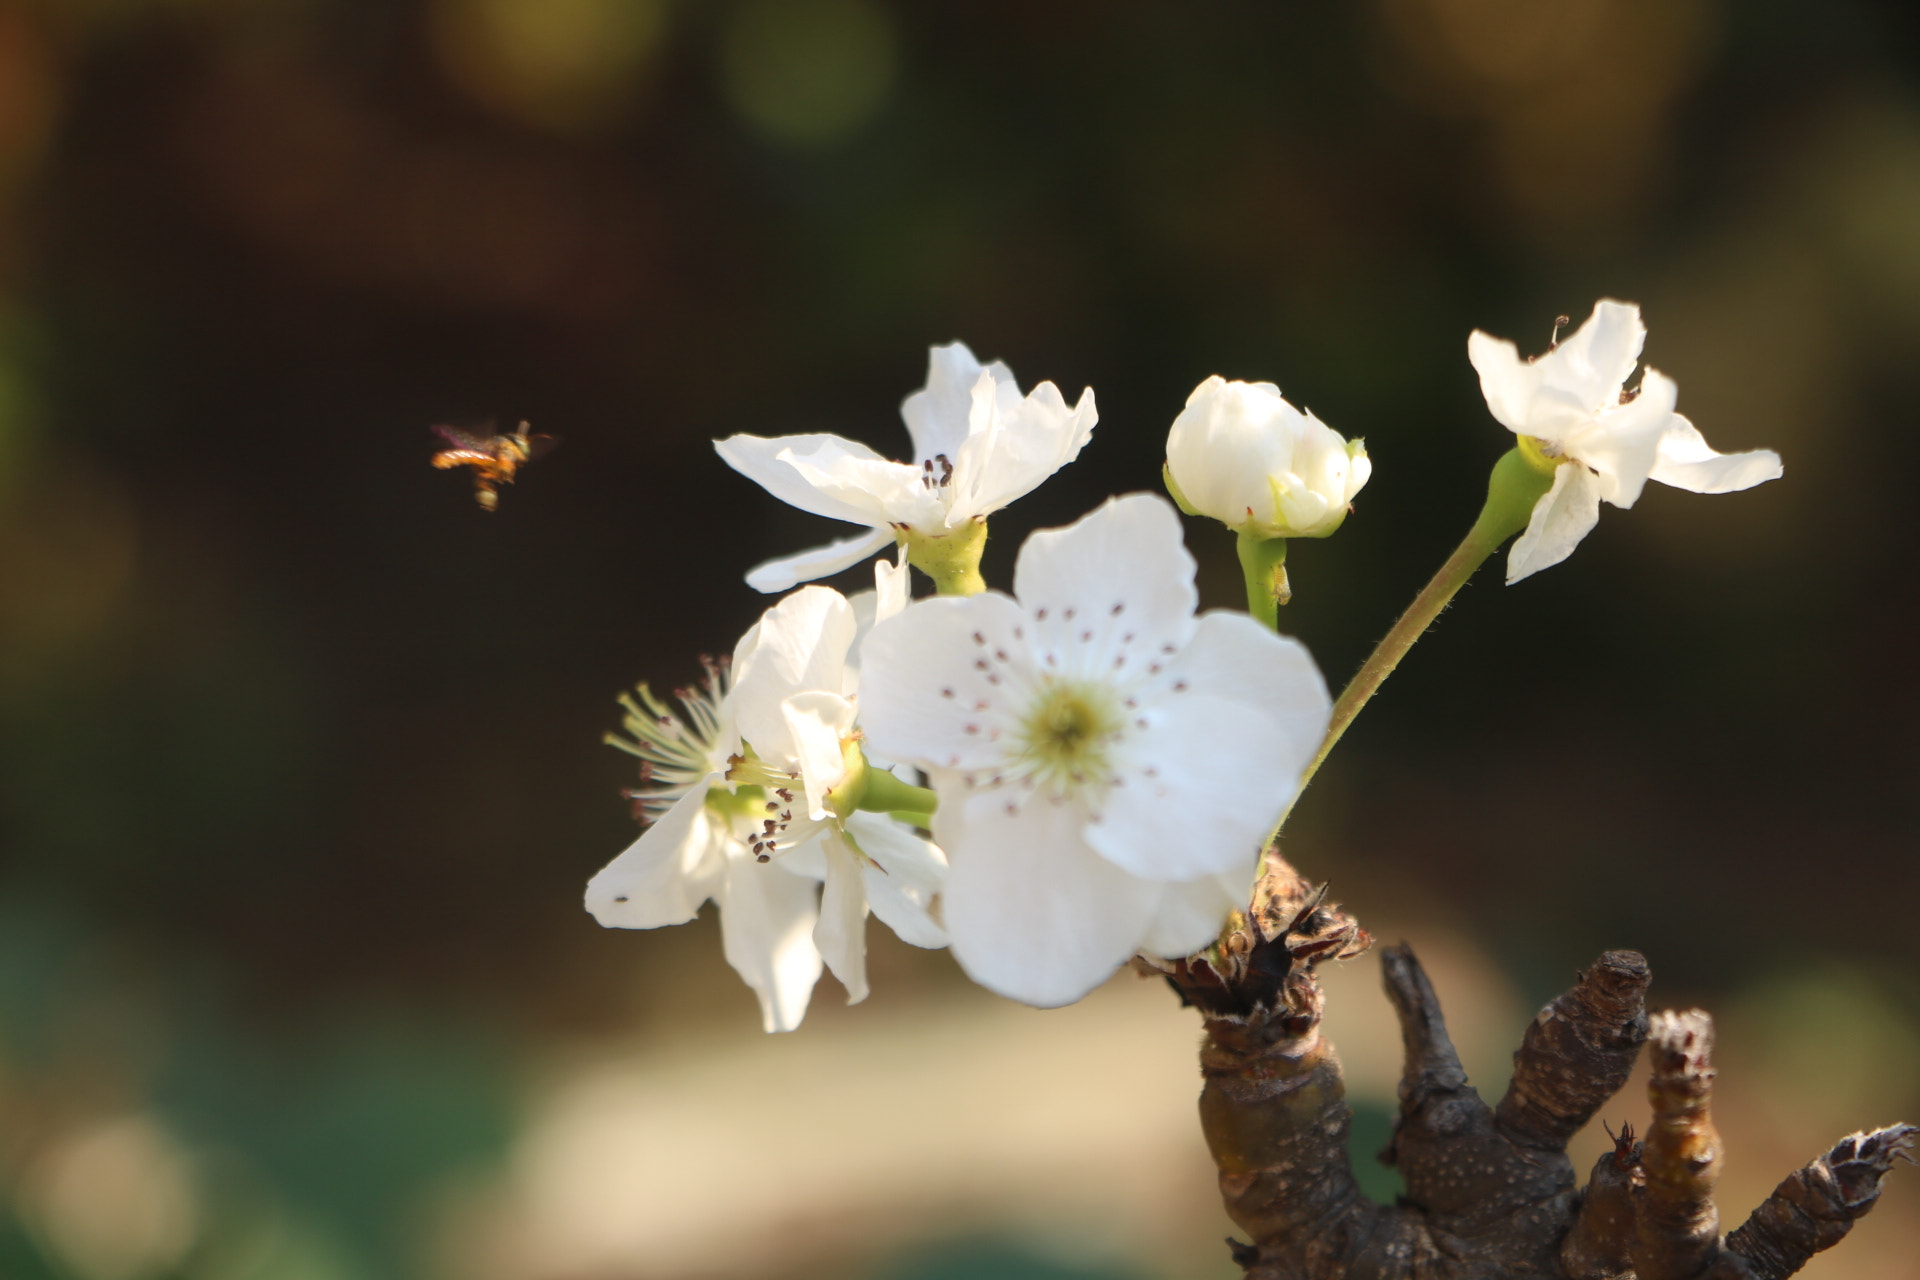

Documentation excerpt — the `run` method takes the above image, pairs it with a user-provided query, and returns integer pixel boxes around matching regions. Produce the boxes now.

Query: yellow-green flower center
[1516,433,1564,476]
[1014,680,1123,795]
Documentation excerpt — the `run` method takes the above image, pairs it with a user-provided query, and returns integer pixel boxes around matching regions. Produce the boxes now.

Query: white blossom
[584,572,943,1031]
[1165,376,1371,538]
[715,342,1097,592]
[585,632,825,1033]
[726,585,948,1006]
[1469,300,1783,584]
[856,493,1332,1008]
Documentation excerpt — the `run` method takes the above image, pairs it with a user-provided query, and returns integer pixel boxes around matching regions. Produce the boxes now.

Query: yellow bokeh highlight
[429,0,668,134]
[720,0,897,147]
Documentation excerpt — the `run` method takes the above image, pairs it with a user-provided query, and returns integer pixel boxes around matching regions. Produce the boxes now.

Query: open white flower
[727,586,948,1006]
[586,637,825,1034]
[1165,376,1371,538]
[856,493,1332,1007]
[716,342,1097,592]
[1469,300,1783,583]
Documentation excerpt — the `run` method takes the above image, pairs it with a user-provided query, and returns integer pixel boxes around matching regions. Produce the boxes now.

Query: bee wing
[524,433,561,461]
[432,423,497,451]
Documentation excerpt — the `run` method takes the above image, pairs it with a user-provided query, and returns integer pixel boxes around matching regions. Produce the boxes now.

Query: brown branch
[1725,1124,1920,1280]
[1496,951,1651,1153]
[1159,857,1912,1279]
[1561,1127,1640,1280]
[1632,1011,1727,1280]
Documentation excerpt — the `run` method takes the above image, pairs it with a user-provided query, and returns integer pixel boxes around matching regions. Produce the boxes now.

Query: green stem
[1236,531,1290,629]
[1268,447,1553,843]
[855,764,938,817]
[906,518,989,596]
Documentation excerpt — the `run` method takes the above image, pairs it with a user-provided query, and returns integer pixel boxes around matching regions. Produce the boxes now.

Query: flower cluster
[587,308,1780,1029]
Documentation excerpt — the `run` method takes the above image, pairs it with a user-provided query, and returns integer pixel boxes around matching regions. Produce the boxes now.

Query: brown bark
[1150,855,1915,1280]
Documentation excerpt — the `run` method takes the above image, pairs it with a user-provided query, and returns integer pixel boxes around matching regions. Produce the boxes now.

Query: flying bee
[431,420,558,511]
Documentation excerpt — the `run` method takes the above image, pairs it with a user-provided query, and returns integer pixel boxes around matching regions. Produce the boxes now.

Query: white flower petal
[584,784,725,928]
[780,444,934,527]
[1012,493,1197,675]
[812,840,871,1005]
[1649,415,1784,494]
[716,433,901,526]
[1089,691,1294,880]
[874,549,910,623]
[1566,367,1678,509]
[859,592,1035,773]
[937,788,1160,1007]
[1161,610,1331,783]
[1468,330,1544,436]
[899,342,1004,463]
[715,853,823,1033]
[1545,299,1646,409]
[845,811,948,948]
[781,690,857,820]
[948,380,1097,523]
[732,587,857,767]
[1506,462,1602,584]
[743,527,894,594]
[1468,331,1603,443]
[1140,866,1252,959]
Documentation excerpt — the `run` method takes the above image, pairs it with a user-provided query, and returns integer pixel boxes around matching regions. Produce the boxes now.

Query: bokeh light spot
[429,0,668,134]
[720,0,898,147]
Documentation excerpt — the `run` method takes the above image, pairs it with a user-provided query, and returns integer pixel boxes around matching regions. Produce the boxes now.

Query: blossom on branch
[857,493,1331,1007]
[1164,376,1371,539]
[585,576,945,1031]
[725,585,948,1006]
[715,342,1097,592]
[1469,299,1783,584]
[585,635,826,1033]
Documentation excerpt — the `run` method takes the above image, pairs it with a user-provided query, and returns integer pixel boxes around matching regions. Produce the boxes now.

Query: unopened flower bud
[1164,377,1370,539]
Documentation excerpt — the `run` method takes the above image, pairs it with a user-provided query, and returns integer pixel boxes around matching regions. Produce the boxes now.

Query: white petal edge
[584,783,723,928]
[1140,866,1252,959]
[743,527,894,594]
[731,587,857,765]
[1506,463,1602,584]
[845,811,948,949]
[937,787,1160,1008]
[1649,416,1784,494]
[716,853,824,1033]
[812,839,871,1006]
[716,433,900,525]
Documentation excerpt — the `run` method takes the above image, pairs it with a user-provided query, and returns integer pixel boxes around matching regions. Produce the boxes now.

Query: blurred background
[0,0,1915,1277]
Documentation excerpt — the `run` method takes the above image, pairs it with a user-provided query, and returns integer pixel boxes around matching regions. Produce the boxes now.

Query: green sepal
[855,761,938,817]
[904,517,988,595]
[1161,462,1201,517]
[1476,446,1557,548]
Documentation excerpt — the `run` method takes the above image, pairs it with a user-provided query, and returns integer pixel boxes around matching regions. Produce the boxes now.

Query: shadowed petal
[716,854,823,1033]
[744,527,893,594]
[937,788,1159,1006]
[1507,463,1602,584]
[846,812,948,948]
[585,784,725,928]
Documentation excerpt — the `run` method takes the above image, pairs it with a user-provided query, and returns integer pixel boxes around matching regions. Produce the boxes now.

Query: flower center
[1013,679,1124,796]
[1516,433,1565,476]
